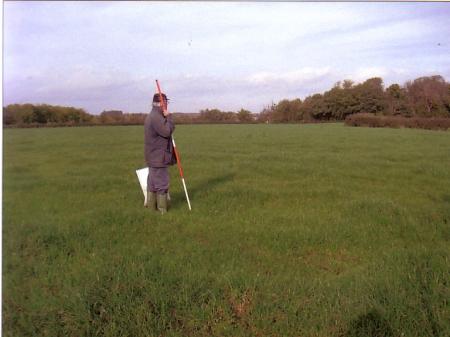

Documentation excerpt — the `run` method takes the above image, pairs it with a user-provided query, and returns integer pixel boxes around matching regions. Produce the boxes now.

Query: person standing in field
[144,93,176,214]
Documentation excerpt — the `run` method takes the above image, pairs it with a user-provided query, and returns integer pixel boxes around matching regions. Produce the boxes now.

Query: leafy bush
[345,113,450,130]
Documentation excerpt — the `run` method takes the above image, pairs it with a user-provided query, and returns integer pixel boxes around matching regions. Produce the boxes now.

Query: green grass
[3,123,450,337]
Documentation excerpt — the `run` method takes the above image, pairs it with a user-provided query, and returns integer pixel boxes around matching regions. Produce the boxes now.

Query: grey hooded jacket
[144,106,175,168]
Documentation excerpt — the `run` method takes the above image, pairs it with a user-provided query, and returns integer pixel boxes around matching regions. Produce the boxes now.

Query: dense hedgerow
[345,113,450,130]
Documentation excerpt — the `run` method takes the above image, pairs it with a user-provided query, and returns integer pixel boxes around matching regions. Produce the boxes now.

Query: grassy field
[3,123,450,337]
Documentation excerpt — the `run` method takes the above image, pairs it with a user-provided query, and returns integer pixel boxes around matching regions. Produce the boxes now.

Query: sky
[3,1,450,114]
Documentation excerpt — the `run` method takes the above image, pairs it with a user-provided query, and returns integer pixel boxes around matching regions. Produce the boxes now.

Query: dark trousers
[147,167,169,194]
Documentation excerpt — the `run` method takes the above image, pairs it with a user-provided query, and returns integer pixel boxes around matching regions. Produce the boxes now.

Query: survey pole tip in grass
[156,79,192,211]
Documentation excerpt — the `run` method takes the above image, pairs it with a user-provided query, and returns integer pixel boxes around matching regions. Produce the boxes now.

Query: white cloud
[350,67,389,83]
[246,67,332,85]
[34,66,132,93]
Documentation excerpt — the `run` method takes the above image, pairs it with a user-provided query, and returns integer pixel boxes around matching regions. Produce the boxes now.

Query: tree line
[2,105,149,127]
[3,104,93,126]
[2,105,256,126]
[3,74,450,127]
[260,75,450,123]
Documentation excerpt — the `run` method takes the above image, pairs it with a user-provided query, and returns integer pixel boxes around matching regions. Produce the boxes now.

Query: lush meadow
[3,124,450,336]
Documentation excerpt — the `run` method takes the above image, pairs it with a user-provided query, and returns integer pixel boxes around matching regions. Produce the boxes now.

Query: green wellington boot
[156,193,168,214]
[146,191,157,211]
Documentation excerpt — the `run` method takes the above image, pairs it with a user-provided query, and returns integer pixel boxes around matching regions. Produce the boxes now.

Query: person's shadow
[170,173,235,209]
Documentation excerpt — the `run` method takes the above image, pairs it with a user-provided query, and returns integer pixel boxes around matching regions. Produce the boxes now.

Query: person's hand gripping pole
[156,79,192,211]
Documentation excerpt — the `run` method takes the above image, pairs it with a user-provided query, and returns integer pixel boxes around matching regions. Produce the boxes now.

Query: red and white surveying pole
[155,79,192,211]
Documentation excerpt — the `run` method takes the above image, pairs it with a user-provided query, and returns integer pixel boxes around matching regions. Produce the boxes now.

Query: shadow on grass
[170,173,235,209]
[344,309,394,337]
